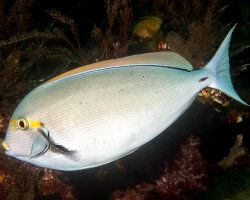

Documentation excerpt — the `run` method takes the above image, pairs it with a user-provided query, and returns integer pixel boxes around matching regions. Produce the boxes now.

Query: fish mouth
[2,140,10,151]
[2,139,44,158]
[4,150,14,157]
[2,142,16,157]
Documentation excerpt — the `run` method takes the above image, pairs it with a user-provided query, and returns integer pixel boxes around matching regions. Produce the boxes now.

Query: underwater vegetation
[140,0,250,70]
[0,0,249,199]
[109,135,207,200]
[110,133,250,200]
[154,136,206,199]
[160,0,230,68]
[110,135,206,200]
[0,2,86,125]
[0,142,78,199]
[91,0,133,60]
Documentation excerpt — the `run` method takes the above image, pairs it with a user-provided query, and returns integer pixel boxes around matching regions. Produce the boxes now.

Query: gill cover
[31,127,49,158]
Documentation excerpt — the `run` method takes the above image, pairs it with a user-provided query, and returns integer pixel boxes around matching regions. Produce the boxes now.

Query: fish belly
[29,66,204,169]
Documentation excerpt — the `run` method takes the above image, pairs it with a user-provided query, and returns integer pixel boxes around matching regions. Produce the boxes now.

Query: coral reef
[217,134,249,170]
[155,135,207,199]
[0,115,8,135]
[198,87,230,106]
[110,135,207,200]
[111,188,146,200]
[0,142,78,199]
[221,110,248,124]
[38,169,77,199]
[197,153,250,200]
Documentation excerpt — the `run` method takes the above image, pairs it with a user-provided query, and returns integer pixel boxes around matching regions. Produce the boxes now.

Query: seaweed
[140,0,230,68]
[91,0,133,59]
[0,0,36,119]
[46,9,85,64]
[0,0,34,38]
[0,3,85,120]
[164,0,229,68]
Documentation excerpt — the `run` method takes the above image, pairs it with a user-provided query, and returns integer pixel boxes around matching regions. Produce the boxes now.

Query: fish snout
[2,140,10,151]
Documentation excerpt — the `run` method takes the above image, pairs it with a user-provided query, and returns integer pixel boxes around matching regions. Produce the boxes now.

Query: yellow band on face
[8,118,43,130]
[8,119,17,130]
[2,140,10,151]
[9,119,17,125]
[27,118,44,128]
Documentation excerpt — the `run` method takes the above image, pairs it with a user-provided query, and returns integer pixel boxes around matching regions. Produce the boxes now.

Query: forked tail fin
[204,24,249,106]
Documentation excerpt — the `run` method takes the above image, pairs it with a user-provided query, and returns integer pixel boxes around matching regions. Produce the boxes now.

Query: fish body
[2,25,248,170]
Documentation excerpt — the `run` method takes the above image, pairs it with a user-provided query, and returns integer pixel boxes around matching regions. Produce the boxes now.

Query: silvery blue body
[3,25,248,170]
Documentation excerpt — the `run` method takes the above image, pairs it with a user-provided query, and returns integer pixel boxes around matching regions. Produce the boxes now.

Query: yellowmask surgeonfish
[2,25,249,171]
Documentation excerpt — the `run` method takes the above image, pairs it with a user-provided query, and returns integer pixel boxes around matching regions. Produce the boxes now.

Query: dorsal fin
[45,52,193,85]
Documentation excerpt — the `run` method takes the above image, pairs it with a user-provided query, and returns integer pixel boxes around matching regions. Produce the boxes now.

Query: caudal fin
[204,24,249,106]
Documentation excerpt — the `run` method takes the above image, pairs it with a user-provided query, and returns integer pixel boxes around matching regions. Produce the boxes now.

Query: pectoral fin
[36,128,80,161]
[50,144,80,161]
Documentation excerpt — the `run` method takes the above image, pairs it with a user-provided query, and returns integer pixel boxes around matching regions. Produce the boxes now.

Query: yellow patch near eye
[8,119,17,130]
[8,118,43,130]
[9,119,17,125]
[27,118,43,128]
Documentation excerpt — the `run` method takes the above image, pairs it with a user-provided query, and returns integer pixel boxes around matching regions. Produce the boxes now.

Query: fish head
[2,100,49,163]
[2,87,80,170]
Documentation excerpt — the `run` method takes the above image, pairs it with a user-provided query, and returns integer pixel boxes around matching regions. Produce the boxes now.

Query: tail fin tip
[205,24,249,106]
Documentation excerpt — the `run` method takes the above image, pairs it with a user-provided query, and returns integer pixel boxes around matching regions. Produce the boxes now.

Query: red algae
[0,145,78,199]
[155,135,207,199]
[110,135,207,200]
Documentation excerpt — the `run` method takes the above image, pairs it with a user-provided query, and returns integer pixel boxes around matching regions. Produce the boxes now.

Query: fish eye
[17,118,29,130]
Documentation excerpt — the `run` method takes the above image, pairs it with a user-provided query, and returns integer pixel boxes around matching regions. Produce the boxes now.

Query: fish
[2,25,248,171]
